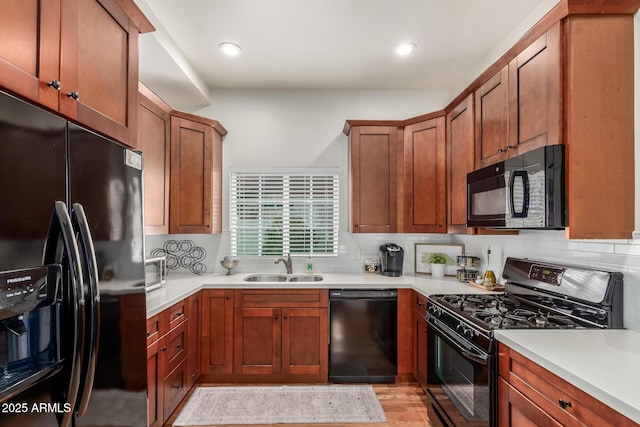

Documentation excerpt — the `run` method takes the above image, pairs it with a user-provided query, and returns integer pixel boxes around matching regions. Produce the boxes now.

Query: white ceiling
[135,0,558,110]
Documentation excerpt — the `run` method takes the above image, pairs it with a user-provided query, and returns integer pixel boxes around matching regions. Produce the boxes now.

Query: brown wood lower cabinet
[232,290,329,382]
[412,292,427,389]
[146,297,195,426]
[498,343,639,427]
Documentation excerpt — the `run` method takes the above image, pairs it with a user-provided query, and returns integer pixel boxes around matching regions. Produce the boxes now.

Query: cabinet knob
[498,148,506,154]
[274,315,279,320]
[47,80,61,91]
[438,224,442,227]
[507,145,515,150]
[176,344,182,349]
[558,399,572,409]
[160,346,167,352]
[67,90,80,101]
[354,224,359,228]
[146,331,150,337]
[226,295,231,300]
[283,315,288,320]
[172,384,182,389]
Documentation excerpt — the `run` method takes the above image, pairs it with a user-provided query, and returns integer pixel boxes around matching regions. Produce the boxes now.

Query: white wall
[146,11,640,332]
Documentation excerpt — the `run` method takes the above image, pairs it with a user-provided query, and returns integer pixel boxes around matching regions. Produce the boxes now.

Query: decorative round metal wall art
[150,240,207,275]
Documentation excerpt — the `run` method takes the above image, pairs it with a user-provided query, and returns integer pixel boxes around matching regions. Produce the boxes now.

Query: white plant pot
[431,263,446,278]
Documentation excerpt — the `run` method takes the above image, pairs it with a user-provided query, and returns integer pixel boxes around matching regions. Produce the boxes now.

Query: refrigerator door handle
[43,201,86,427]
[71,203,100,417]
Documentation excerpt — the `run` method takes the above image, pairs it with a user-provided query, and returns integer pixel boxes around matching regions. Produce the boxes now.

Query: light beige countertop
[145,271,494,318]
[495,329,640,424]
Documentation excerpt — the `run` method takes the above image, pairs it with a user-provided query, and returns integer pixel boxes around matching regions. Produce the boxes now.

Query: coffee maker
[379,243,404,277]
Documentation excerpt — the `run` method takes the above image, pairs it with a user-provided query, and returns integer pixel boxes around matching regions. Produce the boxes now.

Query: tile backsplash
[145,230,640,332]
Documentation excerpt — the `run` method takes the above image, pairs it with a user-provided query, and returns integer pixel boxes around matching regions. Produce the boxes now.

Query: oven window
[434,334,489,423]
[472,187,505,216]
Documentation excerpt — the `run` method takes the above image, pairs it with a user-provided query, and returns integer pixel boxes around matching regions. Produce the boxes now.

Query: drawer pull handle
[146,332,150,337]
[47,80,61,90]
[160,346,167,352]
[559,399,572,409]
[175,311,184,318]
[176,344,182,349]
[172,384,182,389]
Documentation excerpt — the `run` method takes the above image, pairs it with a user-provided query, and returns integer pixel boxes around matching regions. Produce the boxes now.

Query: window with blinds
[230,171,339,257]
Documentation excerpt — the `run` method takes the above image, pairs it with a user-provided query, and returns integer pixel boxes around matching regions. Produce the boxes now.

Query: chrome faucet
[275,253,293,274]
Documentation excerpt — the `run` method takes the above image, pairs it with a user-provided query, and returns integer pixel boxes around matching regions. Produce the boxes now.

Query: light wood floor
[164,383,432,427]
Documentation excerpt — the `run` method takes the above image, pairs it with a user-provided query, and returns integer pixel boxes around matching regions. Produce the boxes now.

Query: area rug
[173,385,387,425]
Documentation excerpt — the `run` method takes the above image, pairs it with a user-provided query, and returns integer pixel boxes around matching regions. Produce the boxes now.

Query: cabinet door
[187,292,202,388]
[349,126,397,233]
[412,309,427,389]
[498,378,561,427]
[170,116,214,234]
[402,117,445,233]
[234,307,281,375]
[0,0,60,111]
[147,340,164,427]
[281,308,328,375]
[509,23,561,155]
[447,95,474,234]
[475,66,509,169]
[59,0,139,146]
[201,290,234,374]
[163,359,188,423]
[139,86,171,234]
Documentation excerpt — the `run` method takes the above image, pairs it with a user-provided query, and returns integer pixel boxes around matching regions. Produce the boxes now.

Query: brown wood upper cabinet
[508,22,561,156]
[347,125,398,233]
[0,0,153,147]
[402,117,446,233]
[475,24,561,170]
[170,111,226,234]
[446,95,474,234]
[139,83,171,234]
[474,66,510,169]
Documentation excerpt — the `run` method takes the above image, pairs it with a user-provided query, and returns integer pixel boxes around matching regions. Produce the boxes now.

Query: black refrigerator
[0,90,147,426]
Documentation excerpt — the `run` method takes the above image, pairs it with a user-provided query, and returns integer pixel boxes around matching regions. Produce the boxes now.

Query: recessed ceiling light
[219,42,242,56]
[395,43,417,56]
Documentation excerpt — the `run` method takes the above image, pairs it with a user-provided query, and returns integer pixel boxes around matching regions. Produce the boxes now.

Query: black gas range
[424,257,623,427]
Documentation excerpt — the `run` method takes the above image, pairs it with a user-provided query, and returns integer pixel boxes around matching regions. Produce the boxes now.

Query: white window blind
[230,171,339,257]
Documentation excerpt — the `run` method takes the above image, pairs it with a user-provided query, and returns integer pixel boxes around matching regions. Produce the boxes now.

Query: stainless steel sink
[287,275,323,282]
[242,274,323,282]
[243,274,288,282]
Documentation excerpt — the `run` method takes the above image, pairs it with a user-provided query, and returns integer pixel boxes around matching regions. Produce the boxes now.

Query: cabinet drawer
[146,315,161,345]
[158,300,188,336]
[166,301,188,330]
[235,289,328,308]
[164,320,188,374]
[163,359,188,421]
[414,292,427,317]
[499,343,635,427]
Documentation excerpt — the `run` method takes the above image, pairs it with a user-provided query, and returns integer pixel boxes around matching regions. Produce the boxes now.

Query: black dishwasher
[329,289,397,383]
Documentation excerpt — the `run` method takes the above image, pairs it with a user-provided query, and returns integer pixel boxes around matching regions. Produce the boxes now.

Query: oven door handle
[427,317,489,366]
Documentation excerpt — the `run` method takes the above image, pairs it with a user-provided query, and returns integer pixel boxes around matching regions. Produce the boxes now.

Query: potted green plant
[429,253,447,278]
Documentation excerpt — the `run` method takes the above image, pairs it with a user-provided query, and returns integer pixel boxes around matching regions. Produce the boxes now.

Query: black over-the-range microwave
[466,144,566,229]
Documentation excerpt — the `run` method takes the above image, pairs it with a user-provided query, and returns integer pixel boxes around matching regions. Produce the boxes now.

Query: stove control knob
[428,305,442,317]
[465,328,476,339]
